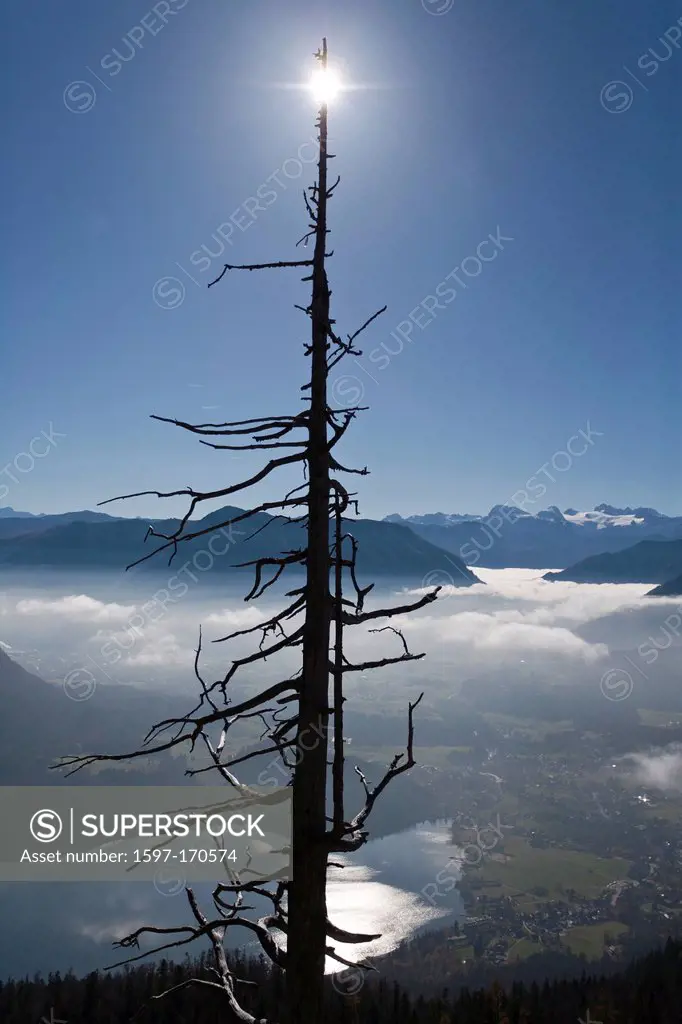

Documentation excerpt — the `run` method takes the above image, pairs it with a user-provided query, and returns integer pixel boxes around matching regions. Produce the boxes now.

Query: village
[436,721,682,967]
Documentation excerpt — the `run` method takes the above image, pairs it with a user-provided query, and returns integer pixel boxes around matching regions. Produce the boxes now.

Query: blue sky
[3,0,680,520]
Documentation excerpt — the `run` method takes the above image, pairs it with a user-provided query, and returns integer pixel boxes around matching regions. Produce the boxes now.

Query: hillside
[0,649,188,785]
[542,538,682,584]
[648,572,682,597]
[0,509,128,538]
[0,505,480,584]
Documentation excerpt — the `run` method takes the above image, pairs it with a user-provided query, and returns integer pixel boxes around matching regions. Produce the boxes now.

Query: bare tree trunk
[286,38,331,1023]
[57,38,442,1024]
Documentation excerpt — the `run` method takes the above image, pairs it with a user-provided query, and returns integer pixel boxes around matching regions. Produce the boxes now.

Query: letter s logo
[30,809,63,842]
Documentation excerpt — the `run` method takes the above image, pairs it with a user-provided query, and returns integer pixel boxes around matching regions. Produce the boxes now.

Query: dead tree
[59,39,440,1024]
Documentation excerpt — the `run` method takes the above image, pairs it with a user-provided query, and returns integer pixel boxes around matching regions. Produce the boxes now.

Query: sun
[309,67,342,104]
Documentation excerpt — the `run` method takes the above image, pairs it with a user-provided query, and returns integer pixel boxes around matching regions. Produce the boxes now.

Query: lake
[323,818,464,969]
[0,819,464,980]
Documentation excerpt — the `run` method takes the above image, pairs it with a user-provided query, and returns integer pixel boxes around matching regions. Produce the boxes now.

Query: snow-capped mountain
[562,504,667,528]
[385,504,669,530]
[384,511,482,526]
[383,505,682,569]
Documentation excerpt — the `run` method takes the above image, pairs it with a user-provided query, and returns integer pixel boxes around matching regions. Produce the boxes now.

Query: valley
[1,558,681,986]
[352,697,682,985]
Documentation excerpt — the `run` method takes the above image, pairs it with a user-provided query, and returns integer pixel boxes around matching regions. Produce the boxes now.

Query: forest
[2,938,681,1024]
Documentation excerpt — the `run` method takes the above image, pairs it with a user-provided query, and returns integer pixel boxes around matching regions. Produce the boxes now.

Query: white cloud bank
[16,595,137,623]
[623,745,682,794]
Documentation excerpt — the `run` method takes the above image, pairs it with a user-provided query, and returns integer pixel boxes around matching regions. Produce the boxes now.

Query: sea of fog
[1,566,681,977]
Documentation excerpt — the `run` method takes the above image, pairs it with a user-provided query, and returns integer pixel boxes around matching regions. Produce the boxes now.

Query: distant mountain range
[0,505,480,585]
[0,508,127,537]
[384,504,682,569]
[6,502,681,590]
[387,504,670,530]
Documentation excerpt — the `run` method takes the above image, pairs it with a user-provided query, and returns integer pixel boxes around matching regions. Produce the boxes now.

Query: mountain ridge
[542,538,682,584]
[382,505,682,569]
[0,648,190,785]
[386,503,674,528]
[0,505,480,584]
[647,571,682,597]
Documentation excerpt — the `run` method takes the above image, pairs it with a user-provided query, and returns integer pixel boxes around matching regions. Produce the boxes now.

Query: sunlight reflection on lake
[323,820,463,971]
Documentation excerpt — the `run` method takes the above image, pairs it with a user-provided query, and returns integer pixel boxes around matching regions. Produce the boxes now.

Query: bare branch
[65,38,440,1024]
[208,260,314,288]
[328,693,424,851]
[53,679,300,775]
[150,412,307,438]
[338,586,441,626]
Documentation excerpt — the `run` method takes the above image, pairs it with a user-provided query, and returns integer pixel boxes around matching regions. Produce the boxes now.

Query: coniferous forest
[2,939,681,1024]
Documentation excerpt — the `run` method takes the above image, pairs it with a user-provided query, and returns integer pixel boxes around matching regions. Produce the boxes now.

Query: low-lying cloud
[16,595,136,623]
[0,567,679,699]
[623,745,682,794]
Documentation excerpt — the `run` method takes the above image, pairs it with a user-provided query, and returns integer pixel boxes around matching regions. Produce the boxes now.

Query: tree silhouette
[59,39,440,1024]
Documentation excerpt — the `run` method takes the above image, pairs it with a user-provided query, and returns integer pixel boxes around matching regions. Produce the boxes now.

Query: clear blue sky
[3,0,680,520]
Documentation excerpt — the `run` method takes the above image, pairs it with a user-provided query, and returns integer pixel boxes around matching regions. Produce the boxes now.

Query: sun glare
[309,67,342,104]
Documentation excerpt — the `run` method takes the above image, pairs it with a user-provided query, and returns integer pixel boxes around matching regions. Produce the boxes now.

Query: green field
[562,921,629,958]
[642,801,682,823]
[507,936,543,961]
[450,943,474,963]
[470,836,630,905]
